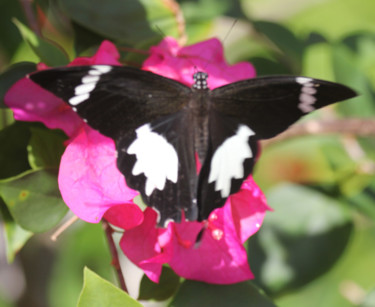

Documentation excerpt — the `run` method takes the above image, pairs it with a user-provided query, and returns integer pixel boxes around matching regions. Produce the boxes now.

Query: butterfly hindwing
[197,111,258,220]
[116,111,199,225]
[211,75,357,139]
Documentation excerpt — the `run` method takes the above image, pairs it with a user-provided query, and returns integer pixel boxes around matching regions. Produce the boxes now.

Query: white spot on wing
[127,124,178,196]
[68,65,112,106]
[69,93,90,105]
[208,125,255,197]
[74,82,96,95]
[296,77,317,113]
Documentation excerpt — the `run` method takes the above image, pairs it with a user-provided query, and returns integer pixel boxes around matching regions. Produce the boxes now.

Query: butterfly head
[192,71,209,91]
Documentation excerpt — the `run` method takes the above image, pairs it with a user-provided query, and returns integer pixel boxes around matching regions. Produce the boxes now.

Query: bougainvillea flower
[119,176,270,284]
[142,36,256,89]
[5,36,271,284]
[4,40,121,137]
[58,126,139,224]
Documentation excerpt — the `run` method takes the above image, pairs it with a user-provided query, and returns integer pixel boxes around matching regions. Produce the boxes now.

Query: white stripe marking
[82,75,100,84]
[74,83,96,95]
[127,124,178,196]
[69,94,90,105]
[68,65,112,106]
[296,77,317,113]
[208,125,255,198]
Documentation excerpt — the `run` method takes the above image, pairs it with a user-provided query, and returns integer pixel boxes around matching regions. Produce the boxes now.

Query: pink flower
[119,176,270,284]
[5,36,270,284]
[4,41,121,137]
[143,37,256,88]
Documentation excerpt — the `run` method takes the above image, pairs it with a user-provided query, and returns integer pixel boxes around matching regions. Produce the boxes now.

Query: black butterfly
[29,65,357,226]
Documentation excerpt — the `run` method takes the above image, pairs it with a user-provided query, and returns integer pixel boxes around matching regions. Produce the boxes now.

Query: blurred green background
[0,0,375,306]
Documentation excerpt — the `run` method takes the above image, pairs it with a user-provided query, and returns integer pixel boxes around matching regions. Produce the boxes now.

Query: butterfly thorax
[192,71,208,91]
[190,72,210,164]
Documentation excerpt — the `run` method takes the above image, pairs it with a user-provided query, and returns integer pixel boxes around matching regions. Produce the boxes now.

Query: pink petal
[69,40,121,66]
[166,211,254,284]
[228,177,272,243]
[104,203,144,230]
[120,208,171,283]
[143,37,256,89]
[58,126,138,223]
[4,78,82,137]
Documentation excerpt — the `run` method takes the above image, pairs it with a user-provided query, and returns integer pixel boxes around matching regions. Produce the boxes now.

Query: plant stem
[18,0,41,36]
[102,220,128,293]
[262,118,375,148]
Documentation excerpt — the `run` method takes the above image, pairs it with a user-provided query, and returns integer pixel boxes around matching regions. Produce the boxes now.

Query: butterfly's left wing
[29,65,191,139]
[29,65,199,225]
[196,76,357,220]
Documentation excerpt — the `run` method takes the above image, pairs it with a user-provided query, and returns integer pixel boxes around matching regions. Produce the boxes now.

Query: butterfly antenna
[222,19,238,44]
[201,19,238,72]
[153,24,166,39]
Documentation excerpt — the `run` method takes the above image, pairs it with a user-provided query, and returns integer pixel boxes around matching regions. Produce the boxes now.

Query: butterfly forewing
[211,76,357,139]
[29,65,192,139]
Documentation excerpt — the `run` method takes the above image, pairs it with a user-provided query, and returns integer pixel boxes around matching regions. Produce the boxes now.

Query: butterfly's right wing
[30,65,198,225]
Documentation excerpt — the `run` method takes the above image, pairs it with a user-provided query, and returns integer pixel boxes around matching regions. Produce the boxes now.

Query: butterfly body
[29,65,357,226]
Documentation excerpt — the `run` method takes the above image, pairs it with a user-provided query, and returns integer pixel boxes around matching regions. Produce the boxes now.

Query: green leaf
[248,183,353,293]
[0,198,33,262]
[346,180,375,221]
[0,169,68,232]
[169,280,276,307]
[0,62,36,108]
[13,19,69,66]
[331,43,375,117]
[49,223,114,307]
[59,0,179,46]
[138,266,181,301]
[253,21,304,73]
[27,126,66,169]
[362,288,375,307]
[72,22,106,56]
[0,122,31,179]
[77,267,143,307]
[287,0,375,40]
[275,220,375,307]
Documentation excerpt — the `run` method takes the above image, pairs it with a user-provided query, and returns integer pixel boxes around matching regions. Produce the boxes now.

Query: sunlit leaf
[77,267,143,307]
[13,19,69,66]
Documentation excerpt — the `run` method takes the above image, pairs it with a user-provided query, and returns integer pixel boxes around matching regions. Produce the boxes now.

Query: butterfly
[29,65,357,226]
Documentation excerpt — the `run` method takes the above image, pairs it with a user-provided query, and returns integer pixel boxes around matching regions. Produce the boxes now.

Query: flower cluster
[5,38,270,284]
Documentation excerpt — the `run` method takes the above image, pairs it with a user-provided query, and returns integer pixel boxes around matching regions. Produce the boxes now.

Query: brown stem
[102,220,128,293]
[18,0,41,36]
[162,0,187,45]
[261,118,375,148]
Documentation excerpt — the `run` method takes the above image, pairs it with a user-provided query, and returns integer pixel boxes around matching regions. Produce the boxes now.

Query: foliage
[0,0,374,306]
